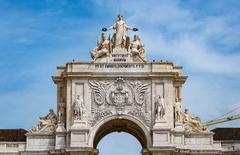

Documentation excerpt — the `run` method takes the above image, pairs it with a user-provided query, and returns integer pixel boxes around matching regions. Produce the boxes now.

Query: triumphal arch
[23,15,223,155]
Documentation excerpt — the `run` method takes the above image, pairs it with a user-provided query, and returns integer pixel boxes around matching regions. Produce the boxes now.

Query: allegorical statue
[155,95,166,120]
[130,35,146,61]
[39,109,57,125]
[182,108,207,133]
[91,32,111,60]
[73,95,85,120]
[174,98,182,122]
[103,14,138,48]
[30,109,57,133]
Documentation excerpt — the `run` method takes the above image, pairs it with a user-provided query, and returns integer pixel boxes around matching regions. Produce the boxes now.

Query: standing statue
[174,98,182,122]
[91,33,111,60]
[130,35,146,61]
[155,95,166,120]
[103,14,137,48]
[73,95,85,120]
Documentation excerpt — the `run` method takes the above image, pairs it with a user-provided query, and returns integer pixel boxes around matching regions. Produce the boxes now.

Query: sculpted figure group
[91,14,146,61]
[174,98,207,133]
[182,108,207,133]
[30,109,57,133]
[154,95,207,133]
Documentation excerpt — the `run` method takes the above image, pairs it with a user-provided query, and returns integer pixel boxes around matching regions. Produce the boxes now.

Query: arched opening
[97,132,142,155]
[92,118,150,155]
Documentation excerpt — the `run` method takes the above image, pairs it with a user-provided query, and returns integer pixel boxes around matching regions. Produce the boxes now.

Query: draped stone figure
[108,14,128,47]
[182,108,207,133]
[103,14,137,48]
[30,109,57,133]
[39,109,57,126]
[155,95,166,120]
[91,33,111,60]
[131,35,146,61]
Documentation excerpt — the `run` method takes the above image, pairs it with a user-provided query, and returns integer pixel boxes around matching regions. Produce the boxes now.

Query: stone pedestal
[26,133,55,151]
[152,119,172,147]
[71,119,88,129]
[174,122,184,131]
[152,128,172,147]
[55,122,66,150]
[172,132,184,146]
[153,119,169,129]
[70,120,89,147]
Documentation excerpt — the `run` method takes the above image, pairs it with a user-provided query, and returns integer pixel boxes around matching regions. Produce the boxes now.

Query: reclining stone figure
[30,109,57,133]
[182,108,207,133]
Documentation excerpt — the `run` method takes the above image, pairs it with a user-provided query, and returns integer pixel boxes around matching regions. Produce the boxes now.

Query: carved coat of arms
[89,78,151,126]
[110,78,129,107]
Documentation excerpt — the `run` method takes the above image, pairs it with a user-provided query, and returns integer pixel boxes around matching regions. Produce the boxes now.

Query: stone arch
[88,114,151,149]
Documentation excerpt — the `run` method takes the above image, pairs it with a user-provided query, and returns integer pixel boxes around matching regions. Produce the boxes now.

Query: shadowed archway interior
[93,118,148,149]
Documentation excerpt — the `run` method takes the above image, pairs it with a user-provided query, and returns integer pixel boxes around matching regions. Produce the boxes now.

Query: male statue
[73,95,85,120]
[174,98,182,122]
[155,95,166,120]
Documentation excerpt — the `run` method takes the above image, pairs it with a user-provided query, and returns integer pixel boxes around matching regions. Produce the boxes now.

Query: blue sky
[0,0,240,154]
